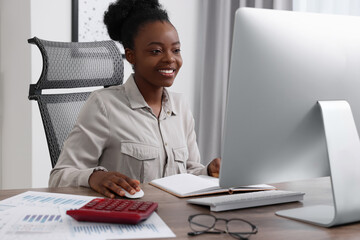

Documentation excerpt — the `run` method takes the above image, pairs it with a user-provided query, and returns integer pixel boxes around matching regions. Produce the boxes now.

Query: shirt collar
[124,74,148,109]
[161,88,177,118]
[124,74,177,116]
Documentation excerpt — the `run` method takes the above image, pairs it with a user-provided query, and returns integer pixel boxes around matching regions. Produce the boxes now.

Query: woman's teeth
[159,69,174,74]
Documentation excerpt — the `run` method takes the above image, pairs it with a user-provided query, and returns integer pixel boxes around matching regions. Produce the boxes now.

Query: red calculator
[66,198,158,224]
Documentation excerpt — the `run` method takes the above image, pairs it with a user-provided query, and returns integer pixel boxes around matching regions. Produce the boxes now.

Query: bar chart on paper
[0,206,68,240]
[71,222,158,235]
[0,191,176,239]
[0,191,95,210]
[65,212,175,239]
[23,214,61,223]
[9,211,62,233]
[0,191,95,238]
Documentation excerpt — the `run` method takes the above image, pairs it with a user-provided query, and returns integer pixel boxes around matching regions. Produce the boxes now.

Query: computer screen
[219,8,360,188]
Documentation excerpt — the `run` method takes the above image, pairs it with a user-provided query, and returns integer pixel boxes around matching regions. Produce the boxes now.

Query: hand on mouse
[207,158,221,178]
[88,170,141,198]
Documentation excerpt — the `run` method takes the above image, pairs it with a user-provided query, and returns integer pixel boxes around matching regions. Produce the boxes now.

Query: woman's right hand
[88,170,141,198]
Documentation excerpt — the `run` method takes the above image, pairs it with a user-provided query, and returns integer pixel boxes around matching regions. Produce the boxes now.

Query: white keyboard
[187,190,305,212]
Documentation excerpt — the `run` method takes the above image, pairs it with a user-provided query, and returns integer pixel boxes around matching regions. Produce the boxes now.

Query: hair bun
[133,0,162,11]
[104,0,169,48]
[104,0,163,42]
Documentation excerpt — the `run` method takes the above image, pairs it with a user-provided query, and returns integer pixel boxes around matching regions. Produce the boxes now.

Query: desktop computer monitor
[219,8,360,227]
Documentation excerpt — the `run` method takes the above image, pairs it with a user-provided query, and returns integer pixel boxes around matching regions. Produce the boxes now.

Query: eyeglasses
[188,214,258,240]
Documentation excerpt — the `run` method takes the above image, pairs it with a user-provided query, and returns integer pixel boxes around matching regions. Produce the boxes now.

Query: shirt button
[164,143,168,146]
[167,110,171,116]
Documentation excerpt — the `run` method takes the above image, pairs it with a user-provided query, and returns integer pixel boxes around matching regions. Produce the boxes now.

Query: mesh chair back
[28,37,124,167]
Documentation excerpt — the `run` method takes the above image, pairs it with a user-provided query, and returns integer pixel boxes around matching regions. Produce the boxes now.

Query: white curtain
[195,0,293,165]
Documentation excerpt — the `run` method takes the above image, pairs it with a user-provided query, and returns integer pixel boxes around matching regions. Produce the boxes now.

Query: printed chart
[0,191,175,239]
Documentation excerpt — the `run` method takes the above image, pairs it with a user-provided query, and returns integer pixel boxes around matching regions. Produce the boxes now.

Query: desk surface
[1,177,359,240]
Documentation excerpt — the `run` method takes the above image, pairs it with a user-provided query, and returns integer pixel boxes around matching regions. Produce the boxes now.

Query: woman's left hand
[207,158,221,178]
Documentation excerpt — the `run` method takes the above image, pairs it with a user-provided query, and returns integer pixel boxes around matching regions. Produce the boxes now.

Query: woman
[49,0,221,198]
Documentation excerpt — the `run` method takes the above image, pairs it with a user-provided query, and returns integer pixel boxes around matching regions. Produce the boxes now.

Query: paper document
[0,191,175,239]
[0,191,95,210]
[63,210,175,239]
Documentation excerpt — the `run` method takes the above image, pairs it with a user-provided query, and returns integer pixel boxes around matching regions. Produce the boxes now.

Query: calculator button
[95,205,106,210]
[114,206,126,211]
[114,202,130,211]
[84,199,101,208]
[128,202,143,211]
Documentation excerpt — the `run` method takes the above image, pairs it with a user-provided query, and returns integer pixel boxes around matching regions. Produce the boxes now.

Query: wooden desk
[1,177,359,240]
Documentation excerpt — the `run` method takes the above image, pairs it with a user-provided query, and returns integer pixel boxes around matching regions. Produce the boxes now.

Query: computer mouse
[121,188,144,199]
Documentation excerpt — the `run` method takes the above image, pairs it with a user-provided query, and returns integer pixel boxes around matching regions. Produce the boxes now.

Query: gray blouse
[49,75,208,187]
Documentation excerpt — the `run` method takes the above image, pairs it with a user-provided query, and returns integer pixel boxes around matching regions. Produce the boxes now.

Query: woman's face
[126,21,182,90]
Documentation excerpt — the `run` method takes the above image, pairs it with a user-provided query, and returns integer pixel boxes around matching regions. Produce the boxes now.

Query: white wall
[30,0,72,188]
[0,0,200,188]
[0,0,3,189]
[0,0,78,189]
[162,0,201,111]
[0,0,32,189]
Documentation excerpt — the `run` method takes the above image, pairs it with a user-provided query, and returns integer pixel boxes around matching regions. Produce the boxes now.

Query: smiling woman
[49,0,221,199]
[125,21,183,114]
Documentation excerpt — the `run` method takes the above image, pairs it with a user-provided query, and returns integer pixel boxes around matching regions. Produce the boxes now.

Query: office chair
[28,37,124,168]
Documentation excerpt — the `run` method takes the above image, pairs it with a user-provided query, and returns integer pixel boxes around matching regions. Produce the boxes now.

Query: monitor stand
[276,100,360,227]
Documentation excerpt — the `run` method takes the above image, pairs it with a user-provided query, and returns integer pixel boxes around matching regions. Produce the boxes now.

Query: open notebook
[149,173,275,198]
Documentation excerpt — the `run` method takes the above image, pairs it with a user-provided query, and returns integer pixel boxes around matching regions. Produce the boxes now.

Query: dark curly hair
[104,0,170,49]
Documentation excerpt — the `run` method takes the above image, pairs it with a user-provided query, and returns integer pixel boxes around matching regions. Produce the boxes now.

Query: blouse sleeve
[49,92,110,187]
